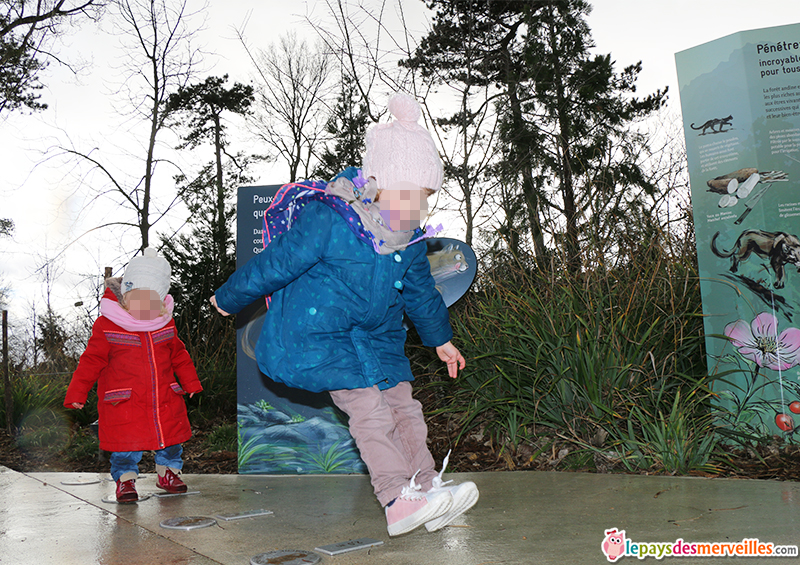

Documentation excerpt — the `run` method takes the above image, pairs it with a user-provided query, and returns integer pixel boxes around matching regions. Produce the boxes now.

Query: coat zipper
[147,332,165,448]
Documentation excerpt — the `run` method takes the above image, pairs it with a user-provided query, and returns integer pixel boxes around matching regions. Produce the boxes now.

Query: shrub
[411,226,719,474]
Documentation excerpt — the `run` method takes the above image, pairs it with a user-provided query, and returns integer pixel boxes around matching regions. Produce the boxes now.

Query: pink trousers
[329,381,437,506]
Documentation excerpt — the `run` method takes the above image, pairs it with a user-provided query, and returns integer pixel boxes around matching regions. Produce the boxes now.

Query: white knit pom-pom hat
[362,92,444,192]
[121,247,171,301]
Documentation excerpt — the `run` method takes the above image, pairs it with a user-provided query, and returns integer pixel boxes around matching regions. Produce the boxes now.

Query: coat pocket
[103,388,132,406]
[169,382,186,395]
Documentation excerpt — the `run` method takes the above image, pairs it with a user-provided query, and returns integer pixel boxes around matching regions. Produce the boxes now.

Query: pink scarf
[101,294,175,332]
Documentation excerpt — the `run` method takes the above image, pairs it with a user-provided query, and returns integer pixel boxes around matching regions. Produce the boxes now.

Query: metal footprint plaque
[159,516,216,530]
[152,490,201,498]
[61,478,101,486]
[101,493,152,504]
[250,550,321,565]
[215,509,273,521]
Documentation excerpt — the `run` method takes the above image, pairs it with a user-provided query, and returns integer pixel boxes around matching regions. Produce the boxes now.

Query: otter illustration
[690,115,733,135]
[427,244,468,283]
[711,230,800,289]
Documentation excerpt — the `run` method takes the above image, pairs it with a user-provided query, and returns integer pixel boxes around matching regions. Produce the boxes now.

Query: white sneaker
[424,451,479,531]
[386,471,453,536]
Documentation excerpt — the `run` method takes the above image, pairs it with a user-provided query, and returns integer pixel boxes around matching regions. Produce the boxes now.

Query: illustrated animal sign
[689,114,733,135]
[676,22,800,439]
[711,229,800,289]
[425,237,477,308]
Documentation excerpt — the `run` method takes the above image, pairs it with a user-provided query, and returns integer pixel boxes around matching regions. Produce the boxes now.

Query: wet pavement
[1,465,799,564]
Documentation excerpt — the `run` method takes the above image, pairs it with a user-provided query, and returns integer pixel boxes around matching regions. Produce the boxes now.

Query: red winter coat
[64,285,202,452]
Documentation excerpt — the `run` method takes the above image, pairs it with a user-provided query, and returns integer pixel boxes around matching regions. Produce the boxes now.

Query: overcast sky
[2,0,800,324]
[588,0,800,104]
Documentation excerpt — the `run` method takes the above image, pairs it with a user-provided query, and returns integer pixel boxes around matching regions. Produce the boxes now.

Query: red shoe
[157,468,188,493]
[115,479,139,503]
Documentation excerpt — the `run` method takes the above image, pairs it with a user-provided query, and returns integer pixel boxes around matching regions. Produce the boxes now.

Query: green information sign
[676,22,800,437]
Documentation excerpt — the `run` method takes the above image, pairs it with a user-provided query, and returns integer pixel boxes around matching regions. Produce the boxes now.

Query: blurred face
[125,288,162,321]
[379,181,429,231]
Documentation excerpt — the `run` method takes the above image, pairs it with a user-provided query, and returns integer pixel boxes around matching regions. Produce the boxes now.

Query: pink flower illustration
[724,312,800,371]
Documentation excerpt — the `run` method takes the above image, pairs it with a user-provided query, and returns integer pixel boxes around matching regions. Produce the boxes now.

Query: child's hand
[71,402,85,409]
[436,341,466,379]
[209,295,230,316]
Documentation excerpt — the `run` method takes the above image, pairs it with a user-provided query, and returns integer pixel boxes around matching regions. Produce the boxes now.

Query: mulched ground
[2,370,799,480]
[0,421,239,475]
[2,410,800,482]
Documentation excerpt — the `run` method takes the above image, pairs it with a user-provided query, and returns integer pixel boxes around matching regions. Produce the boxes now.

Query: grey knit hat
[121,247,171,300]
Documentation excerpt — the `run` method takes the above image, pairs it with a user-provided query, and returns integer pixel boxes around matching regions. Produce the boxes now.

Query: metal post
[99,269,112,463]
[3,310,11,433]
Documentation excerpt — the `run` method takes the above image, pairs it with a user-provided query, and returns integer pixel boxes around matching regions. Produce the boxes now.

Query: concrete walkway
[1,465,799,564]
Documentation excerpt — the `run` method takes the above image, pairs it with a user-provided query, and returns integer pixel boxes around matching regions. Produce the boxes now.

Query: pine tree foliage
[34,306,77,374]
[406,0,668,272]
[161,74,256,363]
[0,0,100,114]
[311,75,370,180]
[0,219,12,237]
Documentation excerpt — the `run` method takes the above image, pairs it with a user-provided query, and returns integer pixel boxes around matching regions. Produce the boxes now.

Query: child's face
[379,182,429,231]
[125,289,163,320]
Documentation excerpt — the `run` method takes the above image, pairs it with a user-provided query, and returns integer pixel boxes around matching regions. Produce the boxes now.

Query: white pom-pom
[388,93,421,124]
[143,247,157,257]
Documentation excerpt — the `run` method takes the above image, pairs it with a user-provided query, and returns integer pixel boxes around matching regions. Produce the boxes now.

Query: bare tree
[0,0,103,115]
[239,29,333,183]
[309,0,498,245]
[305,0,398,123]
[402,3,502,247]
[61,0,204,252]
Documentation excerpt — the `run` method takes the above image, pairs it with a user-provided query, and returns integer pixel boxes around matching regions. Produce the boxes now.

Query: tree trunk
[213,113,226,265]
[499,23,546,266]
[142,44,160,252]
[547,15,580,275]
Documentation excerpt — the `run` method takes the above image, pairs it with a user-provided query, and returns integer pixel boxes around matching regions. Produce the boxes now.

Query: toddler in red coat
[65,248,202,503]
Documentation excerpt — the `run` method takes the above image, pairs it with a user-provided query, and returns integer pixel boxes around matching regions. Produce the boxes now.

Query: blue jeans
[110,444,184,481]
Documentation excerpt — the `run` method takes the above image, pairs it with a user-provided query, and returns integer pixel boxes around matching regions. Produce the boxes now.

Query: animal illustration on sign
[425,237,476,308]
[711,229,800,289]
[427,243,468,282]
[690,115,733,135]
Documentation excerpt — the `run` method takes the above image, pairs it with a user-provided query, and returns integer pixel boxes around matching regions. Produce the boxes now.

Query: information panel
[235,185,366,474]
[676,23,800,436]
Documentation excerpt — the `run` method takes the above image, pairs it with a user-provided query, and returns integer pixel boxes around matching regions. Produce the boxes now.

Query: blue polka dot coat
[214,200,453,393]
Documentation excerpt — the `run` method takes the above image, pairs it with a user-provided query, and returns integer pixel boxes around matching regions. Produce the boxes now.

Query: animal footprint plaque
[250,550,321,565]
[152,490,201,498]
[61,478,101,486]
[160,516,216,530]
[101,493,152,504]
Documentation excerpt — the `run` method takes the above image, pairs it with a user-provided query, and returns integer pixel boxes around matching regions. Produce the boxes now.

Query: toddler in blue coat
[211,92,478,536]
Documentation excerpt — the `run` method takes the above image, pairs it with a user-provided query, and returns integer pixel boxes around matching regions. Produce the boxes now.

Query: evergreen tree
[165,75,255,267]
[0,0,99,115]
[406,0,546,259]
[311,75,370,180]
[507,1,667,273]
[34,306,77,374]
[407,0,667,272]
[0,30,47,113]
[402,0,532,249]
[159,162,252,364]
[161,75,255,362]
